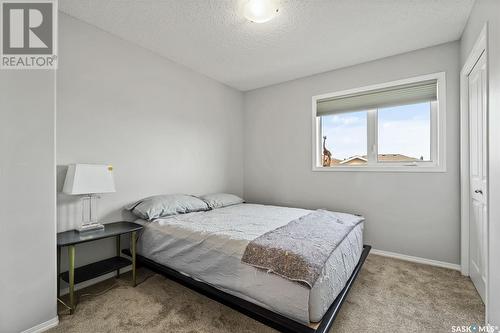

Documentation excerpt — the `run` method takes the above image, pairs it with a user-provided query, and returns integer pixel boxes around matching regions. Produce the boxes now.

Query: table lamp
[63,164,116,232]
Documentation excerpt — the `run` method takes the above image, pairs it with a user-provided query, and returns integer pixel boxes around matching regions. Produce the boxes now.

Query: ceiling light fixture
[244,0,279,23]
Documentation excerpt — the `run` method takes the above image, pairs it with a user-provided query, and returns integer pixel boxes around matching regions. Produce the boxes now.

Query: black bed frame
[125,245,371,333]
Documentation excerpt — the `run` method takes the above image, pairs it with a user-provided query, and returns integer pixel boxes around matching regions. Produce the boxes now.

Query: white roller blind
[317,79,437,116]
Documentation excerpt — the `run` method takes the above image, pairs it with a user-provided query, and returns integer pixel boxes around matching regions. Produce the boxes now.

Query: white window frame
[311,72,446,172]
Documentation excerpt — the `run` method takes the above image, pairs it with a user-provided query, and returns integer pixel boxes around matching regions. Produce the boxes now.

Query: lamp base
[77,223,105,233]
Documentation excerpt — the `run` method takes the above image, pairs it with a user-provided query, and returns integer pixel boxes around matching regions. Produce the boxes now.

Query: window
[377,102,431,162]
[320,111,368,165]
[312,73,446,172]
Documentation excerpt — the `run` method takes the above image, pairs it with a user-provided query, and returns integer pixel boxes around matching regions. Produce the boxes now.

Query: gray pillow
[199,193,244,209]
[126,194,209,220]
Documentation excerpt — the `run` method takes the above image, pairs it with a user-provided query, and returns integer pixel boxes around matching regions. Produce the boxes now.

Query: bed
[131,202,369,333]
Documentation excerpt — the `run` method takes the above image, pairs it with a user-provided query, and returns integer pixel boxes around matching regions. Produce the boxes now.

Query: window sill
[312,165,446,173]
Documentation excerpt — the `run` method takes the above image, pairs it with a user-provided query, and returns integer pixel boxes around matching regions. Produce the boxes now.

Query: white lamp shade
[63,164,116,195]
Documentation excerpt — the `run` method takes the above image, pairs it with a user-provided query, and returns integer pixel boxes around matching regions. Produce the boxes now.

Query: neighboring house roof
[340,156,367,165]
[323,153,420,166]
[375,154,419,162]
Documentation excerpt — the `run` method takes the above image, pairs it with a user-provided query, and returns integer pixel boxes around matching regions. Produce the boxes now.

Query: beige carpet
[50,254,484,333]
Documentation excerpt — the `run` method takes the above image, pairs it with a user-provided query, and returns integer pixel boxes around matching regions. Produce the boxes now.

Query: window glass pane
[320,111,367,166]
[377,102,431,162]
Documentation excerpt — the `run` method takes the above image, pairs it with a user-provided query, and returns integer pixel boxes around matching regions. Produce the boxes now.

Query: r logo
[2,2,53,54]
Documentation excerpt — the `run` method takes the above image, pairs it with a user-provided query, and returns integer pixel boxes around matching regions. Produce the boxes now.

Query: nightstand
[56,221,143,314]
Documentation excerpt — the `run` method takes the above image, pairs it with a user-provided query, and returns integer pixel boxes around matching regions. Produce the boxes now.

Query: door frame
[460,22,488,311]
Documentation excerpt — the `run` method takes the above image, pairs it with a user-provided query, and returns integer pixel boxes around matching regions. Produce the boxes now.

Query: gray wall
[0,71,57,331]
[56,14,244,281]
[244,42,461,264]
[460,0,500,325]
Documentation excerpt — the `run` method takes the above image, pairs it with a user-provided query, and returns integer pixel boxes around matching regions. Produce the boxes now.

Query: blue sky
[321,102,431,161]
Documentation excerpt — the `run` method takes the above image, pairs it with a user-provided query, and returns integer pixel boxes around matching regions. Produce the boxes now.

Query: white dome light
[244,0,279,23]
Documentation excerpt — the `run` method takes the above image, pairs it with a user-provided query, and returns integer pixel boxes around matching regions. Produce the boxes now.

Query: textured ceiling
[59,0,474,91]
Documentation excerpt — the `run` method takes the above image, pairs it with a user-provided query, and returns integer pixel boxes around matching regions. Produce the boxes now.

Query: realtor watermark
[1,0,57,69]
[452,324,499,333]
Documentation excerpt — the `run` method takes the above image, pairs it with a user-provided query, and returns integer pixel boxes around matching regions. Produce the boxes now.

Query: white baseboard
[21,317,59,333]
[370,248,461,271]
[59,266,132,296]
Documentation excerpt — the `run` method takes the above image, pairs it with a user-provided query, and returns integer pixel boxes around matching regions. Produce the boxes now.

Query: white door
[468,50,487,302]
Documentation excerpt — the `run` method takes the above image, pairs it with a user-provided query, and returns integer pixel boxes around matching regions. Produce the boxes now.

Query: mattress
[136,203,363,324]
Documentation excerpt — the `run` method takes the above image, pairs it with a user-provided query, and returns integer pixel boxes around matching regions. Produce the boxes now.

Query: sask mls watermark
[452,324,499,333]
[1,0,57,69]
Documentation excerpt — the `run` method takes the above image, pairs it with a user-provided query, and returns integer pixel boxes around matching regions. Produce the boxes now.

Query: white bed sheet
[136,203,363,323]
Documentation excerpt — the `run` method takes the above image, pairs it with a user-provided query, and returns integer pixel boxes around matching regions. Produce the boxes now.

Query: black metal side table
[56,221,143,314]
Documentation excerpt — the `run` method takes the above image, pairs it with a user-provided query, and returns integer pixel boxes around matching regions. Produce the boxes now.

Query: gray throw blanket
[241,210,364,288]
